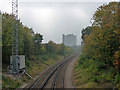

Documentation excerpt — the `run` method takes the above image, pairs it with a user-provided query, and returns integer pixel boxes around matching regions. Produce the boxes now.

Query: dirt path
[64,55,79,88]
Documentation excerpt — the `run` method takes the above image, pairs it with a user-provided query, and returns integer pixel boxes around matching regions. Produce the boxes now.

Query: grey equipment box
[10,55,25,73]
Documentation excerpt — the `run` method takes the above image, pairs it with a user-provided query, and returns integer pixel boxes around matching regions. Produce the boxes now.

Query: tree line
[79,2,120,86]
[2,13,72,66]
[82,2,120,70]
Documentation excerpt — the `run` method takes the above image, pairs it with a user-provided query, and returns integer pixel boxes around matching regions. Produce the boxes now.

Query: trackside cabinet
[10,55,25,74]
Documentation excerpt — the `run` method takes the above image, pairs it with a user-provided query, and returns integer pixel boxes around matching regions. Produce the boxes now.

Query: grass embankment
[2,54,63,88]
[73,54,119,88]
[2,75,22,88]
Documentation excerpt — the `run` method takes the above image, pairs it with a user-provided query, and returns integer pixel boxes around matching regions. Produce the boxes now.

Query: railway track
[29,54,77,89]
[52,55,74,89]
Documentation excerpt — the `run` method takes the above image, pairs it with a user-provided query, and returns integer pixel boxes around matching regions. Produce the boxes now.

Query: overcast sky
[0,0,119,45]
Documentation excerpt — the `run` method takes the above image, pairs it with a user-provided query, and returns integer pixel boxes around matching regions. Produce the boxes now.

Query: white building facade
[62,34,77,47]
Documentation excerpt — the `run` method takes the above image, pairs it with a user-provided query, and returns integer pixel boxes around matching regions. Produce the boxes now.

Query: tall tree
[34,33,43,55]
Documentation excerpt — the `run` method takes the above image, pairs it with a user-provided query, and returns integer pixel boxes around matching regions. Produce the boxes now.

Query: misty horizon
[0,1,112,45]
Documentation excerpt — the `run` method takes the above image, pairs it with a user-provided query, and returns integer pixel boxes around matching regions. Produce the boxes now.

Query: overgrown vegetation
[3,53,65,88]
[74,54,117,88]
[74,2,120,88]
[2,75,22,88]
[25,54,63,77]
[2,54,63,88]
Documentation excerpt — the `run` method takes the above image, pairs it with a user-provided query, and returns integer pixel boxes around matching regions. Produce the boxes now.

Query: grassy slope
[2,54,63,88]
[2,75,22,88]
[73,54,118,88]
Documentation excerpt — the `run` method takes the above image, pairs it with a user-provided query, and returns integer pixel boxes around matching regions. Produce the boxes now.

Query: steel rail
[30,54,77,89]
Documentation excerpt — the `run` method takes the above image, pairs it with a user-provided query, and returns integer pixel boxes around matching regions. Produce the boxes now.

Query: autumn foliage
[82,2,120,70]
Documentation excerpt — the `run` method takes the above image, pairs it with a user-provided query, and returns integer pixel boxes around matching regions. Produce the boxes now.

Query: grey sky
[0,0,119,45]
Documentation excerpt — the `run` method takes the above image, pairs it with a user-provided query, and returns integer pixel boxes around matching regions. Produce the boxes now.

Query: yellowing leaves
[114,51,120,59]
[82,2,120,65]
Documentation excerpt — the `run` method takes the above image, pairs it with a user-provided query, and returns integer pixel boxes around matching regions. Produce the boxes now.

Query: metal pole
[12,0,19,74]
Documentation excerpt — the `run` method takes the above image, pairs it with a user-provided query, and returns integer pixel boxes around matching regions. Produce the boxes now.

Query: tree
[2,13,43,65]
[34,33,43,55]
[82,2,120,67]
[81,26,92,40]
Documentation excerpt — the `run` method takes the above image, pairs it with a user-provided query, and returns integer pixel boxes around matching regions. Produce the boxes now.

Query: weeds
[74,53,117,88]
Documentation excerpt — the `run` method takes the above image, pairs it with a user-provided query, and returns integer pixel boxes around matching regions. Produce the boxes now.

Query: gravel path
[64,55,79,88]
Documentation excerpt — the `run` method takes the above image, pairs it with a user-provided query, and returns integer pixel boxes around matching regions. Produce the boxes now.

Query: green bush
[75,53,118,87]
[97,62,106,71]
[114,73,120,84]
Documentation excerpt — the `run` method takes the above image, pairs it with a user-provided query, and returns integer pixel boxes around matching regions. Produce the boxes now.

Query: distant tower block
[62,34,77,47]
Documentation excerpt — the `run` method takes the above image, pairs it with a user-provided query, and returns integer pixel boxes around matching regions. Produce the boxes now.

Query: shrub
[114,73,120,84]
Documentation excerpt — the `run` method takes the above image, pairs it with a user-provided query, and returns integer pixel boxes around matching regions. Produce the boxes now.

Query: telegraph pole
[12,0,19,74]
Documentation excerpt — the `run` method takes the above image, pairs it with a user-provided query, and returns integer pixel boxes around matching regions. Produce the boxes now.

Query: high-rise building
[62,34,77,47]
